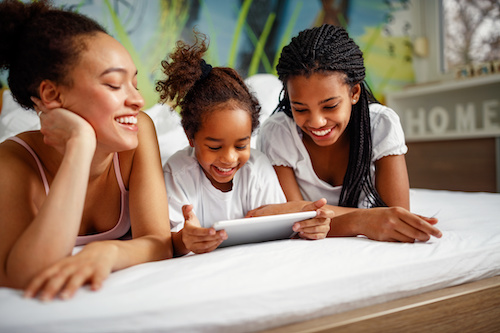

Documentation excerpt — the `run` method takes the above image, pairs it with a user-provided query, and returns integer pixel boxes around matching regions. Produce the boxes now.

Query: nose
[126,85,145,110]
[220,147,238,164]
[308,110,327,128]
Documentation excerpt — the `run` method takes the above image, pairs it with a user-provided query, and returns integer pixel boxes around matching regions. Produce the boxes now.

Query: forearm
[324,204,361,237]
[261,202,360,237]
[6,139,94,284]
[105,235,173,271]
[375,155,410,209]
[327,210,362,237]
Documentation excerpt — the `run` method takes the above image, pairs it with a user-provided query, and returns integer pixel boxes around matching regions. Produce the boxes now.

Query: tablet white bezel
[212,211,317,247]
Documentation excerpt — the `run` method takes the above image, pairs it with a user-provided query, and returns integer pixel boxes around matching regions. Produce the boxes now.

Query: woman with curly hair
[0,0,172,300]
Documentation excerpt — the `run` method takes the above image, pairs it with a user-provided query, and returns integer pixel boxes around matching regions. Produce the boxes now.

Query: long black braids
[275,24,386,208]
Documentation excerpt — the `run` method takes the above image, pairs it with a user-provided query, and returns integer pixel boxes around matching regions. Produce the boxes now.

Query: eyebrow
[100,68,138,77]
[291,96,340,106]
[205,136,250,142]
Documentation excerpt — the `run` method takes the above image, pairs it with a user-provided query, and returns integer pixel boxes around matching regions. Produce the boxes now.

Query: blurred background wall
[1,0,499,192]
[0,0,422,108]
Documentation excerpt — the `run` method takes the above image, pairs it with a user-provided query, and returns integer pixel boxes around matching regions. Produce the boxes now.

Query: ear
[351,83,361,105]
[38,80,63,109]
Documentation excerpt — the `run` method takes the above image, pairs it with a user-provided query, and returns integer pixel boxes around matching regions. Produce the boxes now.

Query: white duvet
[1,189,499,333]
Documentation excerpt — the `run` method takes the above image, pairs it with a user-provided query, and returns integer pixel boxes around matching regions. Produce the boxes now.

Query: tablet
[212,211,317,247]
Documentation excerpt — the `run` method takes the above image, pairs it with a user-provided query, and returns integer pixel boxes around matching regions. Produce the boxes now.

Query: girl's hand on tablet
[181,205,227,254]
[293,198,333,240]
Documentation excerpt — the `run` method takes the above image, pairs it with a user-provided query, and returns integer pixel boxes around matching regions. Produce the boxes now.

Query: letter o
[428,107,449,134]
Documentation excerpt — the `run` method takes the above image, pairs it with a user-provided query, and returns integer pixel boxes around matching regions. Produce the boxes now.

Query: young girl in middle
[157,32,334,255]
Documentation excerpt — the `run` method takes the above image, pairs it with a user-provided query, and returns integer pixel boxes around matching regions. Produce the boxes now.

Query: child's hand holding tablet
[213,211,317,247]
[179,205,228,254]
[215,198,333,247]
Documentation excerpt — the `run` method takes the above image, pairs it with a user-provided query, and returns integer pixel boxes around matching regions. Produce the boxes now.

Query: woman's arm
[274,166,304,201]
[0,107,97,290]
[374,154,410,209]
[22,112,173,300]
[245,166,305,216]
[114,111,173,265]
[326,154,440,241]
[273,165,356,216]
[247,166,332,239]
[273,160,440,242]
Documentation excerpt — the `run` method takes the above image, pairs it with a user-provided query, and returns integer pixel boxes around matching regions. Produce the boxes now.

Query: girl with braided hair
[0,0,172,300]
[157,31,333,255]
[256,24,442,243]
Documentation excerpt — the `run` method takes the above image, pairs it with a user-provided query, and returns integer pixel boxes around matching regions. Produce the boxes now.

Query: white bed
[1,78,500,332]
[0,188,499,332]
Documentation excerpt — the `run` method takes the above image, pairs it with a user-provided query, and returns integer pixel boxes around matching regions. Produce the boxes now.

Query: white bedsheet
[1,189,500,333]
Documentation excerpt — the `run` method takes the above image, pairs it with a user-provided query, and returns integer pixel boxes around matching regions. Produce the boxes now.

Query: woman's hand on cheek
[181,205,227,254]
[31,97,96,156]
[23,242,117,301]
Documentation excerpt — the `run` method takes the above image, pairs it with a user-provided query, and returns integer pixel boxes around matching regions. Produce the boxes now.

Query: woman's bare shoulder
[0,132,47,184]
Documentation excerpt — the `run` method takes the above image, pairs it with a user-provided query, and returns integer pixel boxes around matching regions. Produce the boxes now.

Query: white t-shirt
[257,103,408,208]
[164,146,286,231]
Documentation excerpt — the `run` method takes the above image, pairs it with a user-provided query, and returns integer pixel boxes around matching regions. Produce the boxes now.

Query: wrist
[329,211,361,237]
[64,134,96,163]
[68,131,96,152]
[173,230,190,257]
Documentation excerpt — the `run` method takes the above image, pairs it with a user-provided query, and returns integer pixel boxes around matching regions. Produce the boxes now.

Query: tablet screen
[212,211,317,247]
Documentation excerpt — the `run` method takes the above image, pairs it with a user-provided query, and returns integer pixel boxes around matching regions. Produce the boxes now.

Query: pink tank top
[9,136,131,246]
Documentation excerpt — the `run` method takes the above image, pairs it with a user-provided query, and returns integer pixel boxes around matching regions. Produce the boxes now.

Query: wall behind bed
[0,0,417,109]
[385,0,500,193]
[6,1,495,192]
[1,0,421,167]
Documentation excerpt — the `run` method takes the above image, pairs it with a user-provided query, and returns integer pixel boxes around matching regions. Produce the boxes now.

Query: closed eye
[292,107,308,113]
[106,84,120,90]
[236,145,248,150]
[324,103,339,110]
[207,146,221,151]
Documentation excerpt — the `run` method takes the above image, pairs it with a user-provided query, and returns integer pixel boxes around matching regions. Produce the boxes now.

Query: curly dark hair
[0,0,106,110]
[156,31,260,140]
[275,24,386,208]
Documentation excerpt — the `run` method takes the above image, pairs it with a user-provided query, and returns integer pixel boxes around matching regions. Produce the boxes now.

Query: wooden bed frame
[263,275,500,332]
[405,138,499,193]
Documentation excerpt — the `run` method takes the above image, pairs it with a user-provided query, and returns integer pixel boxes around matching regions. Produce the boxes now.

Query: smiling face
[190,103,252,192]
[58,32,144,153]
[286,72,360,148]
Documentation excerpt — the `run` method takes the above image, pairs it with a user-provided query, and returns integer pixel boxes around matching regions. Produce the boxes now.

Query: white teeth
[215,166,233,172]
[311,128,332,136]
[115,116,137,125]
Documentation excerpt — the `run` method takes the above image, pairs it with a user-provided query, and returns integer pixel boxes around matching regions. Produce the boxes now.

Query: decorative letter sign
[386,75,500,141]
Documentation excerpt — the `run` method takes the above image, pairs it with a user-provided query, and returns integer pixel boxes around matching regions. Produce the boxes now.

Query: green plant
[103,0,189,109]
[247,12,275,76]
[228,0,253,68]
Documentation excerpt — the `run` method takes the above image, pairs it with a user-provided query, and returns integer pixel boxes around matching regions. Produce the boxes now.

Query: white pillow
[0,90,40,143]
[144,103,189,167]
[244,74,283,147]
